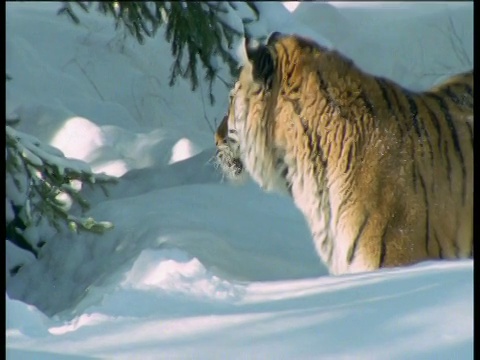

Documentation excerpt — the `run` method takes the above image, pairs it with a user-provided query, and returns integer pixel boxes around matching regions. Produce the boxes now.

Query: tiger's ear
[245,37,275,85]
[266,31,283,46]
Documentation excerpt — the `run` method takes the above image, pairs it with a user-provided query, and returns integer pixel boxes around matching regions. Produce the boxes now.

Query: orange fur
[215,33,473,274]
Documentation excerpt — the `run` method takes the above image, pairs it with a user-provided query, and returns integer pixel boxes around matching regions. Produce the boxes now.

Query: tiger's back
[215,32,473,274]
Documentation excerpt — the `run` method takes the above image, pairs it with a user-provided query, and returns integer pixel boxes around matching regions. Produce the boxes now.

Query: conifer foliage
[6,109,116,260]
[58,1,260,103]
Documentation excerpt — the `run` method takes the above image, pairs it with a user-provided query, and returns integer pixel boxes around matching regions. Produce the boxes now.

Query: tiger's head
[214,85,245,183]
[214,32,310,192]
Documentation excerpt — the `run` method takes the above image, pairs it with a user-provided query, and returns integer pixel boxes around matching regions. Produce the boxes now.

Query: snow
[6,1,473,359]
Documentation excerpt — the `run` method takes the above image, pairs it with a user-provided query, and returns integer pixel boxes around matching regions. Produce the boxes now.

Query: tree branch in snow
[6,122,117,258]
[57,1,260,104]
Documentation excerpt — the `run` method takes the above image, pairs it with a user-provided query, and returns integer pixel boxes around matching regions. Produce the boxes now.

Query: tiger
[214,31,473,275]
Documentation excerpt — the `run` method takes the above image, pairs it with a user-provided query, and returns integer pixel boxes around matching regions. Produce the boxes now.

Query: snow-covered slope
[6,2,473,359]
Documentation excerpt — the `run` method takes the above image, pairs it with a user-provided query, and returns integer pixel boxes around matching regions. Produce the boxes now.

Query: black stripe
[444,87,464,106]
[450,235,459,259]
[448,86,473,108]
[405,92,422,138]
[316,70,330,95]
[347,214,369,265]
[287,184,293,197]
[277,158,287,173]
[301,121,328,170]
[418,97,453,197]
[335,124,348,169]
[355,115,366,145]
[327,239,335,265]
[317,229,331,255]
[405,92,435,166]
[411,160,417,191]
[338,123,347,146]
[417,97,443,153]
[392,90,412,135]
[434,230,443,259]
[462,90,474,108]
[377,79,404,138]
[316,70,341,119]
[335,188,354,228]
[325,140,332,162]
[463,83,473,97]
[376,78,394,112]
[431,94,468,204]
[428,93,465,168]
[417,171,430,257]
[415,97,442,168]
[279,165,292,197]
[323,113,334,129]
[379,223,388,268]
[442,140,452,193]
[359,91,375,116]
[465,121,473,151]
[292,98,302,116]
[345,144,354,173]
[307,130,315,155]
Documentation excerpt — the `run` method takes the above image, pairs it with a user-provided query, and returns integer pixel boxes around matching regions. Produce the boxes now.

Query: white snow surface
[6,2,473,359]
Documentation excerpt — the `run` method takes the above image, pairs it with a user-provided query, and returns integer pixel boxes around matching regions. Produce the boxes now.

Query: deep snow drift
[6,2,473,359]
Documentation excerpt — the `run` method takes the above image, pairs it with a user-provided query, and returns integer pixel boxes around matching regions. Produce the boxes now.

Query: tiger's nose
[215,131,227,147]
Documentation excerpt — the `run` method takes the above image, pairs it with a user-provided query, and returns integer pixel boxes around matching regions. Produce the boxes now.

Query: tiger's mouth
[214,143,245,180]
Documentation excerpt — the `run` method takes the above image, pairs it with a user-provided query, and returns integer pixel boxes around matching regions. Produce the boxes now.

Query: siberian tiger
[214,32,473,275]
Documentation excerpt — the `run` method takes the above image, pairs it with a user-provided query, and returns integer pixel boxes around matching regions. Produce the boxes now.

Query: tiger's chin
[214,144,249,184]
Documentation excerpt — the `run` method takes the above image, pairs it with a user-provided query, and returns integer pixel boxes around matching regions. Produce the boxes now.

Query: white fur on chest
[283,161,373,275]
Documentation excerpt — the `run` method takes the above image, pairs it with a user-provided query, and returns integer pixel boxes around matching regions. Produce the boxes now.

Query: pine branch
[57,1,261,104]
[6,123,117,257]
